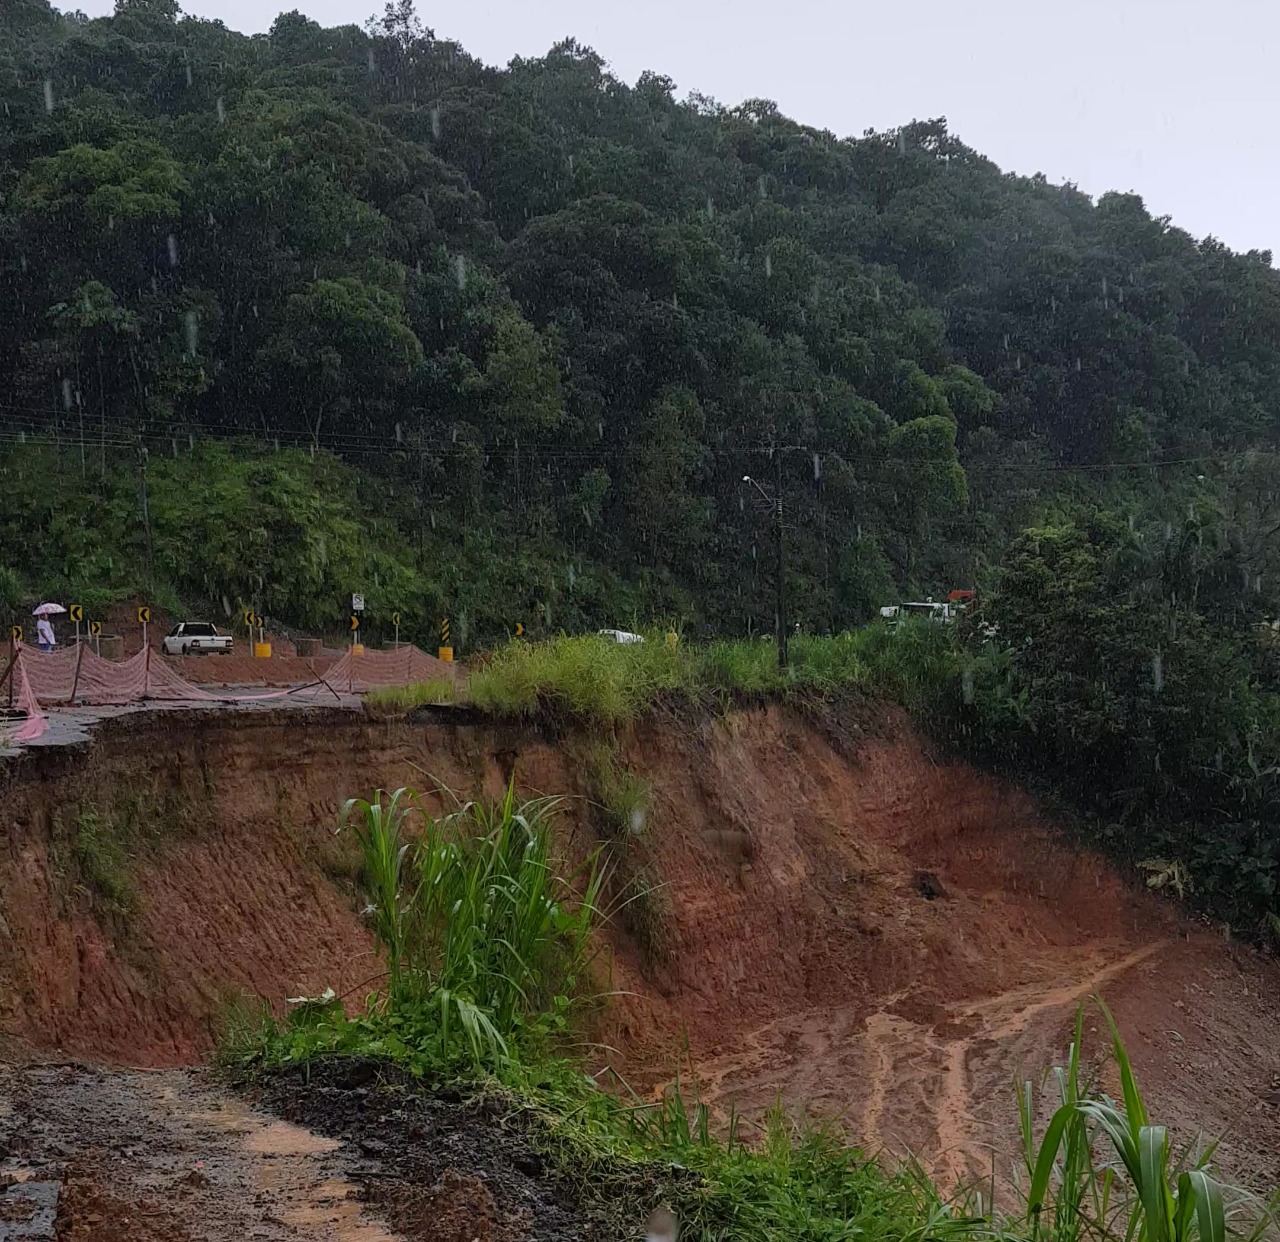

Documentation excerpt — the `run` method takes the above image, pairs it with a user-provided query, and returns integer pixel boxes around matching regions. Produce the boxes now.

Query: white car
[163,622,233,655]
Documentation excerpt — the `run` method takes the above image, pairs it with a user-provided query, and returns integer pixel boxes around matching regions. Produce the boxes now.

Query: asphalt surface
[0,686,364,759]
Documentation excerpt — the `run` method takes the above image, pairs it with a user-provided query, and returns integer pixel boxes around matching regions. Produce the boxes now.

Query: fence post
[68,640,85,706]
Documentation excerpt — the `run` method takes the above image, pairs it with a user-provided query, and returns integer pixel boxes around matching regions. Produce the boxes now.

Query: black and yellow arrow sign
[243,608,255,627]
[137,606,151,625]
[89,621,102,636]
[69,604,83,622]
[391,611,401,626]
[9,625,22,642]
[350,614,361,632]
[515,622,524,637]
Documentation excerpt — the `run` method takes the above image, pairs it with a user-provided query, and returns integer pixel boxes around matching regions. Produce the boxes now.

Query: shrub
[263,785,603,1073]
[1017,1003,1250,1242]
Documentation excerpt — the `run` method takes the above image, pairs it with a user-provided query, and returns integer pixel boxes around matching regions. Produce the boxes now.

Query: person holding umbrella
[32,602,65,652]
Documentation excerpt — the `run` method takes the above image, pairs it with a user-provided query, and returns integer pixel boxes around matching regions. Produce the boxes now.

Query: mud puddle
[0,1061,634,1242]
[1,1063,399,1241]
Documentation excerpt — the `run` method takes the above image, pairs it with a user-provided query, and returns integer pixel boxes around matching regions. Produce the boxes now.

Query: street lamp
[742,472,787,669]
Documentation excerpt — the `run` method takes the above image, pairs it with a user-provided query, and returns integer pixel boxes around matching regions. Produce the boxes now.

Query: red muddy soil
[1,702,1279,1196]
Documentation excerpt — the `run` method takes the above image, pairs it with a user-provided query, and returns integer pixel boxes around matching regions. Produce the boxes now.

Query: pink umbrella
[32,603,66,616]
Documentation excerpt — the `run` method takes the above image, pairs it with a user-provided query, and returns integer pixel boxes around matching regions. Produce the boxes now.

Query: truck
[878,589,978,629]
[879,600,954,626]
[162,622,234,656]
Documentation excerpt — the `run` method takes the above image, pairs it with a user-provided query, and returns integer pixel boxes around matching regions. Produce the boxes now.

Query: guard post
[351,593,365,654]
[253,613,271,658]
[438,617,453,662]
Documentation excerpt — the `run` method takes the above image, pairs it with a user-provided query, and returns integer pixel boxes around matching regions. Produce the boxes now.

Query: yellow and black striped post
[438,617,453,662]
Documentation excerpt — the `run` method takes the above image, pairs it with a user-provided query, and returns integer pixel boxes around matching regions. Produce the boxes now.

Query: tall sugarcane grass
[336,783,604,1070]
[1016,1001,1270,1242]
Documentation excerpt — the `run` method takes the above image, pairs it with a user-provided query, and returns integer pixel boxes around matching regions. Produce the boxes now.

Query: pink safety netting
[11,654,46,743]
[324,645,457,693]
[3,643,319,744]
[2,642,453,745]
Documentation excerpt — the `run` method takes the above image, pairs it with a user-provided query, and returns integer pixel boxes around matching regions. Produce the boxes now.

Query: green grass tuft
[257,784,604,1075]
[581,742,653,841]
[73,804,137,919]
[364,677,457,716]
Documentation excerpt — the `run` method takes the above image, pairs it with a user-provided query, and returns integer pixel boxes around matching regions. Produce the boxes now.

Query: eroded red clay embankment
[3,704,1280,1184]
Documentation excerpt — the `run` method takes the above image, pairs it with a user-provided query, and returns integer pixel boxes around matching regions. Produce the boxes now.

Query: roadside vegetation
[227,784,1266,1242]
[466,624,959,725]
[10,0,1280,656]
[364,676,457,717]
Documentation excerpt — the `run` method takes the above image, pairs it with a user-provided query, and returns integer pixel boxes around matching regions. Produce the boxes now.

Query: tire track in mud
[928,940,1167,1182]
[678,940,1168,1179]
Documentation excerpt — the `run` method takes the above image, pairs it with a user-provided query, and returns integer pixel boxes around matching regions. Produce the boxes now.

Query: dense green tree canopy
[2,0,1280,639]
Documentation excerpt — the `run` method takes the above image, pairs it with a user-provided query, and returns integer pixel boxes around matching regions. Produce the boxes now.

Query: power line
[0,408,1271,479]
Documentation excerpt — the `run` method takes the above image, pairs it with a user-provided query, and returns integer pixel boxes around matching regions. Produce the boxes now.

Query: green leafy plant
[271,784,605,1073]
[1020,1001,1252,1242]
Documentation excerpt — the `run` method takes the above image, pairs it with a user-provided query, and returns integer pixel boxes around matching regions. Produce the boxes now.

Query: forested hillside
[4,0,1280,641]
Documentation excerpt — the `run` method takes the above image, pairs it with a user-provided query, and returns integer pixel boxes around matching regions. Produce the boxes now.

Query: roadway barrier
[2,641,456,743]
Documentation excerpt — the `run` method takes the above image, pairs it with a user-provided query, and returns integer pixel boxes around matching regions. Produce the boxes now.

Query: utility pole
[743,470,788,669]
[137,439,155,595]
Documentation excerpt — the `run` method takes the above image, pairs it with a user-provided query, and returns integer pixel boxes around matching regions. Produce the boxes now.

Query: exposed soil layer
[2,704,1280,1186]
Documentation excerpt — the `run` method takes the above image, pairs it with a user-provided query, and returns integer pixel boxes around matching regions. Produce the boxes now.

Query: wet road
[0,687,364,759]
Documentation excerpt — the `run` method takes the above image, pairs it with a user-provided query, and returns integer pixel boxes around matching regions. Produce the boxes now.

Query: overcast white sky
[61,0,1279,258]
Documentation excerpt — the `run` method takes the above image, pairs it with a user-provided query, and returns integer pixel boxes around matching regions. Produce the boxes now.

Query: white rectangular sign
[352,594,365,612]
